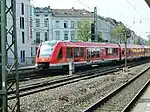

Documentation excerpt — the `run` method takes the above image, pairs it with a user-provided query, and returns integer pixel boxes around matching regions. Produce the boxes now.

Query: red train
[35,40,150,69]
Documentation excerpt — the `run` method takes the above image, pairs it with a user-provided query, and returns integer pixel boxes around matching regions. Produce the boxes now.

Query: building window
[55,31,60,40]
[36,14,40,17]
[45,32,48,41]
[21,3,24,15]
[71,34,75,40]
[70,31,75,40]
[35,19,40,27]
[44,14,48,17]
[44,18,48,27]
[71,21,75,28]
[64,21,68,28]
[36,32,40,43]
[56,21,60,28]
[22,32,25,43]
[20,50,25,63]
[20,17,24,29]
[64,31,68,40]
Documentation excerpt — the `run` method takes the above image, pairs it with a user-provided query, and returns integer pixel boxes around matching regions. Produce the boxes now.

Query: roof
[120,44,146,48]
[61,41,120,48]
[51,8,94,17]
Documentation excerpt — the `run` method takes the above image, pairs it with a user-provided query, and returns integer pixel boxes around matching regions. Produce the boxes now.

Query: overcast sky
[32,0,150,39]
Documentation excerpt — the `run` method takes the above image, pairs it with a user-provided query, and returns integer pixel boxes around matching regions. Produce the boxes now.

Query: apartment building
[7,0,32,65]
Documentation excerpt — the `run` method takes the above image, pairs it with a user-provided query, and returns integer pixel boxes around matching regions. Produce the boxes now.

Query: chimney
[48,6,50,9]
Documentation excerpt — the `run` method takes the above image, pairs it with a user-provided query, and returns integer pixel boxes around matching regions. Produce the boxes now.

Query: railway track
[8,58,150,100]
[8,64,123,100]
[8,58,150,83]
[83,65,150,112]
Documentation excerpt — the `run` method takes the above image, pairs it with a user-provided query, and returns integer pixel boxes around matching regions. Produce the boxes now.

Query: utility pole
[122,28,131,72]
[125,31,127,71]
[94,7,97,42]
[47,19,49,41]
[91,7,97,42]
[0,0,7,111]
[0,0,20,112]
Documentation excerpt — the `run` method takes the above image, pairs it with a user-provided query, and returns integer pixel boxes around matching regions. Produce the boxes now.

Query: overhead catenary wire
[125,0,145,24]
[76,0,93,11]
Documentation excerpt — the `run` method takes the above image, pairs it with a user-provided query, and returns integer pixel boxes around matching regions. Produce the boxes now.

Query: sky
[31,0,150,40]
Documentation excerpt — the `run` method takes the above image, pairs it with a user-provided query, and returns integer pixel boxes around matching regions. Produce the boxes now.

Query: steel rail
[8,59,149,100]
[8,58,150,82]
[83,66,150,112]
[8,65,122,100]
[121,79,150,112]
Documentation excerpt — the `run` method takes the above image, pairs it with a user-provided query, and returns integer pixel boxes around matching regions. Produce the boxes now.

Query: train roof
[42,40,150,49]
[42,40,120,48]
[120,44,147,48]
[61,41,120,48]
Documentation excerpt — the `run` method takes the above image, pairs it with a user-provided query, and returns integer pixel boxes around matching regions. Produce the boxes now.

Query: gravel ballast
[9,63,150,112]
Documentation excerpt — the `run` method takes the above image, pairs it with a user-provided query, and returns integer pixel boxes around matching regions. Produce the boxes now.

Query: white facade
[31,7,94,55]
[52,16,93,41]
[31,7,145,57]
[31,7,53,56]
[7,0,32,65]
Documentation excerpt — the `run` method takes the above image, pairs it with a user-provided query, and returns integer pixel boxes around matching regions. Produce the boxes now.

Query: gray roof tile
[51,8,94,17]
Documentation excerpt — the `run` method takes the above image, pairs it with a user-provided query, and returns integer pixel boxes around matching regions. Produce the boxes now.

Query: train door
[100,48,104,61]
[86,48,90,63]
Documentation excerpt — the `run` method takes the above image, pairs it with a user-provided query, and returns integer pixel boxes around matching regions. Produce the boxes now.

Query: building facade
[7,0,32,65]
[31,7,94,55]
[31,6,146,58]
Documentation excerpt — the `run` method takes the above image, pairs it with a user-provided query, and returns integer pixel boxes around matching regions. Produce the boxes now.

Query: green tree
[97,31,104,42]
[147,40,150,46]
[134,37,142,45]
[147,35,150,46]
[77,19,91,42]
[111,24,126,43]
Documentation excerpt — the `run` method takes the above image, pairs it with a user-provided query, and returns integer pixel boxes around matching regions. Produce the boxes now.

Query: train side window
[106,48,108,55]
[113,48,118,55]
[116,48,118,55]
[100,48,104,56]
[122,49,125,55]
[96,48,100,57]
[67,47,72,58]
[106,48,113,55]
[74,47,79,58]
[80,47,84,57]
[91,48,96,58]
[58,48,62,59]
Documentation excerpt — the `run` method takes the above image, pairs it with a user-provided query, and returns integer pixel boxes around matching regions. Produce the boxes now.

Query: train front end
[35,41,55,69]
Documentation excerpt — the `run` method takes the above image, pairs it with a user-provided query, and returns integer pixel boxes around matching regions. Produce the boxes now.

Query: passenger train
[35,40,150,69]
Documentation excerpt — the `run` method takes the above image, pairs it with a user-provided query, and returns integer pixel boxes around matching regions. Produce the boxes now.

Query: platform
[132,85,150,112]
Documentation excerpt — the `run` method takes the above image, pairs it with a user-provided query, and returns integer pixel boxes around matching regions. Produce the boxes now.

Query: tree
[147,35,150,46]
[111,24,126,43]
[147,40,150,46]
[77,19,91,42]
[97,31,104,42]
[134,37,142,45]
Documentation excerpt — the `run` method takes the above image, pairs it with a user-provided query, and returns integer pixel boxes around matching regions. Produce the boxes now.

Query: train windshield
[39,43,54,57]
